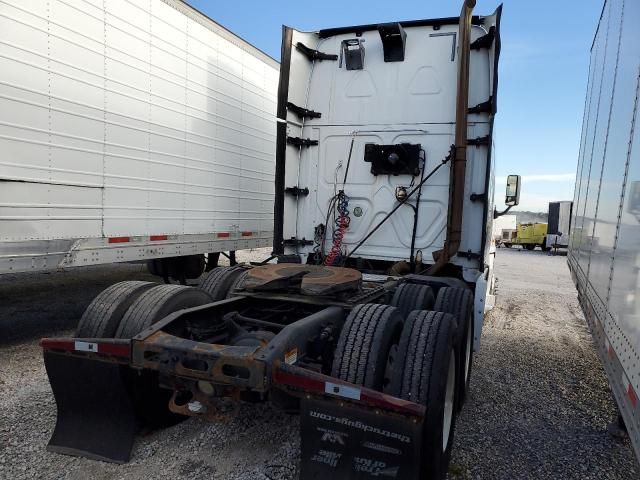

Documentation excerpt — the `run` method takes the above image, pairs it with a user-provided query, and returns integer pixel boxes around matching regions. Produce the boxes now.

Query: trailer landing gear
[146,252,238,284]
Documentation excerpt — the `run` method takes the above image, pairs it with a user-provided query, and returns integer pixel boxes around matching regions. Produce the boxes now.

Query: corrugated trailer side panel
[558,201,572,238]
[0,0,278,241]
[569,0,640,461]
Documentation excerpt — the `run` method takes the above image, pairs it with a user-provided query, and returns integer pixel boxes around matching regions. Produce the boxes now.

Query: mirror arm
[494,205,514,219]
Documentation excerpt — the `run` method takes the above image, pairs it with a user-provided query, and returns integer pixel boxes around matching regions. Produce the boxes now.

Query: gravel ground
[0,248,638,479]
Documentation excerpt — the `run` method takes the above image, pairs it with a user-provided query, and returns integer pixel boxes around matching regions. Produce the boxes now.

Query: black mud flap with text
[300,398,423,479]
[44,352,137,463]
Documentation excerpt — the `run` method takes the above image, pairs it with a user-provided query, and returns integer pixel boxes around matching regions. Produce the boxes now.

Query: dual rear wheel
[76,281,215,428]
[332,284,473,479]
[76,265,251,428]
[332,301,460,479]
[390,283,475,410]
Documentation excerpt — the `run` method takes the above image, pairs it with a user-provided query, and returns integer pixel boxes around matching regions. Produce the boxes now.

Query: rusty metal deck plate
[244,264,362,296]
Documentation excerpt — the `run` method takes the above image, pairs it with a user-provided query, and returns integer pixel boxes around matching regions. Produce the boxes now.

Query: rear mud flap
[300,398,423,479]
[44,352,137,463]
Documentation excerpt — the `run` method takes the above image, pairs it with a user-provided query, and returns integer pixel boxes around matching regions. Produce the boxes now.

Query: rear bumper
[133,331,268,391]
[41,335,424,417]
[41,334,427,476]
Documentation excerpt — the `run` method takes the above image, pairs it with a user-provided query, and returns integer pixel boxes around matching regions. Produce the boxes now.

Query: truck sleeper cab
[41,2,506,479]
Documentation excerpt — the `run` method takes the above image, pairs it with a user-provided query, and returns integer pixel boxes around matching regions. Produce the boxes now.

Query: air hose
[324,190,350,266]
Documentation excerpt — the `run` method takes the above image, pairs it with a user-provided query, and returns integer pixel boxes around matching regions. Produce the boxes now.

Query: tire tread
[199,266,244,300]
[332,304,402,389]
[115,285,212,339]
[391,283,435,318]
[75,281,154,338]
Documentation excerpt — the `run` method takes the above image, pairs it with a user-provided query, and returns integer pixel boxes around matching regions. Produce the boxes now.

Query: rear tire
[115,285,213,339]
[390,283,435,319]
[225,269,250,298]
[332,304,403,390]
[390,310,458,480]
[76,281,155,338]
[199,266,245,301]
[434,287,473,411]
[115,285,213,428]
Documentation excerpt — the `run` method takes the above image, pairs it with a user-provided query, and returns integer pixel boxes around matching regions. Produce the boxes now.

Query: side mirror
[505,174,521,207]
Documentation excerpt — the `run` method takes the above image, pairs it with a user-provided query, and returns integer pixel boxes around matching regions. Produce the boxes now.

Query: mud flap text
[300,399,423,479]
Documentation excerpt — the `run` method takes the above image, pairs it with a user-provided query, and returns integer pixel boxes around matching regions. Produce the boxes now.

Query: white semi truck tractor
[40,2,516,478]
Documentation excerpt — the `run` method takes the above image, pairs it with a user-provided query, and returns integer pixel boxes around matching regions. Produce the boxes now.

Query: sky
[186,0,604,212]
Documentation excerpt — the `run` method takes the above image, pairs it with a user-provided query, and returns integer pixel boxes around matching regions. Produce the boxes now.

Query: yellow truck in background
[503,223,549,250]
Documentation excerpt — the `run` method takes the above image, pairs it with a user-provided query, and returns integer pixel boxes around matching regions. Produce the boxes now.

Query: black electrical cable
[317,135,356,263]
[342,136,356,186]
[409,149,427,270]
[344,149,453,262]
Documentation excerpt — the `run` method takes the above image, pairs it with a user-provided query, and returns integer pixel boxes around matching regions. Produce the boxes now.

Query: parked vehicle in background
[39,2,511,479]
[568,0,640,464]
[503,222,548,250]
[546,201,573,253]
[0,0,278,281]
[492,214,516,246]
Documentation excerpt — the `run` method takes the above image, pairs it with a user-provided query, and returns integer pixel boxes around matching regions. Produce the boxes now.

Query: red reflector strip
[217,232,230,238]
[150,235,168,241]
[241,231,253,237]
[95,342,130,358]
[40,338,130,358]
[40,338,74,351]
[273,364,425,417]
[629,384,638,409]
[108,236,130,244]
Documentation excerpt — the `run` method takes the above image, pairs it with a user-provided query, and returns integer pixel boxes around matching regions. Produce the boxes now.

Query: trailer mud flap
[300,398,423,479]
[44,352,136,463]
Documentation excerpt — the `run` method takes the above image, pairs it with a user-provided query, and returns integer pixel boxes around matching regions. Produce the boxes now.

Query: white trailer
[569,0,640,462]
[492,213,516,245]
[0,0,279,276]
[546,200,572,250]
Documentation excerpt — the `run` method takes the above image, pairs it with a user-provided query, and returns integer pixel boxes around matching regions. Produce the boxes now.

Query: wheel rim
[464,317,472,382]
[383,344,398,393]
[442,351,456,452]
